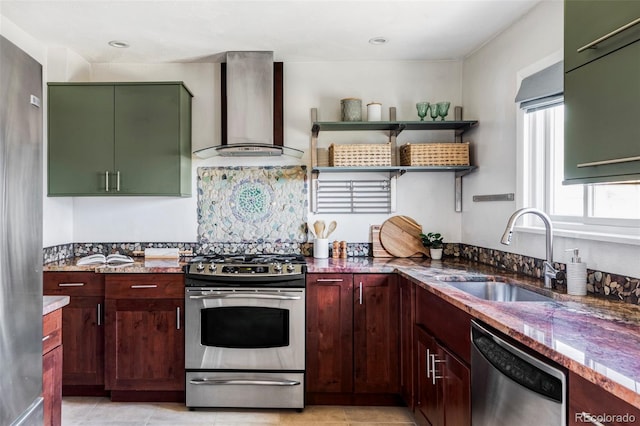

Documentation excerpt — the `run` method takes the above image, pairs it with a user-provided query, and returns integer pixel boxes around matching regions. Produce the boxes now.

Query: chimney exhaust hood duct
[194,51,303,158]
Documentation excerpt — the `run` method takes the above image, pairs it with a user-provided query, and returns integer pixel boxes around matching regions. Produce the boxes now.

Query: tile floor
[62,397,417,425]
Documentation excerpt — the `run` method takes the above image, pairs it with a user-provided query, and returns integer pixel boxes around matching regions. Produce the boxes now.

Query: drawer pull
[316,278,344,282]
[58,282,85,287]
[577,155,640,168]
[430,354,446,385]
[189,378,300,386]
[577,17,640,52]
[42,335,52,342]
[130,284,158,289]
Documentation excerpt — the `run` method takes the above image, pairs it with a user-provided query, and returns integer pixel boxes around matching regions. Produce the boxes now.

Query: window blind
[515,61,564,111]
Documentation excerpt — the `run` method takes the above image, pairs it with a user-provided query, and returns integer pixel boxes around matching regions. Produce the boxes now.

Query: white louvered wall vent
[313,178,396,214]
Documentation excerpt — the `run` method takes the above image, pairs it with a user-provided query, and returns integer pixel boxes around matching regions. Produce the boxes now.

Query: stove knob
[286,264,296,273]
[208,263,217,272]
[273,262,283,272]
[196,262,205,271]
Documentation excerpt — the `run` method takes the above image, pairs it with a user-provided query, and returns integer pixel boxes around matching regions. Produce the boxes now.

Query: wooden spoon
[325,221,337,239]
[307,222,317,238]
[313,220,325,239]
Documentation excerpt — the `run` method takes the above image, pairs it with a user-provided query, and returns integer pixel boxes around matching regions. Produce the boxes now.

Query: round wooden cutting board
[379,215,430,258]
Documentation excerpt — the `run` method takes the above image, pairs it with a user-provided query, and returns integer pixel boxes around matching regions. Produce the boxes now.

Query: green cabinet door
[564,41,640,183]
[48,82,192,196]
[114,84,191,196]
[48,85,115,195]
[565,0,640,72]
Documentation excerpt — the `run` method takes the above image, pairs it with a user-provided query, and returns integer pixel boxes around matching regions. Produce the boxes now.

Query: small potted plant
[419,232,444,260]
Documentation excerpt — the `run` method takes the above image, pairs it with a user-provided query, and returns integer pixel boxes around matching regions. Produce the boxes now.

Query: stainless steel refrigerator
[0,35,44,425]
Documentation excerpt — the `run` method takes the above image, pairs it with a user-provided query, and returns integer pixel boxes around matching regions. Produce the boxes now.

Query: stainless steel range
[184,254,306,410]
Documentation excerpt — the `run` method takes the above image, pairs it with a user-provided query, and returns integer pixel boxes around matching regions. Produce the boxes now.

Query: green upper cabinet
[48,82,193,196]
[564,0,640,72]
[563,0,640,184]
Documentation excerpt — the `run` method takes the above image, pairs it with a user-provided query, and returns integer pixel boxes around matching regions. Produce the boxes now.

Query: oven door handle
[188,293,301,300]
[189,378,301,386]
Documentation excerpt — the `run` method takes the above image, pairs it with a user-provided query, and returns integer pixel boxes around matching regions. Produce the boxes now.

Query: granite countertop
[43,257,188,273]
[306,257,640,409]
[43,295,70,315]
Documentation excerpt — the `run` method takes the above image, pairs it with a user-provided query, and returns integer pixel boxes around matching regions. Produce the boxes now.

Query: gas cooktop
[186,253,307,278]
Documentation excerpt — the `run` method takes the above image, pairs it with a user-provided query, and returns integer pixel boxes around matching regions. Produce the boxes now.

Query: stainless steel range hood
[194,51,303,158]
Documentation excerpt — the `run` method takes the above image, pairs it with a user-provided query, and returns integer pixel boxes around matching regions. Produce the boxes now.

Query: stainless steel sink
[444,280,555,302]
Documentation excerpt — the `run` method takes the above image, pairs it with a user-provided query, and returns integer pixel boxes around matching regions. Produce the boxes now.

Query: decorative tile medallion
[197,166,308,244]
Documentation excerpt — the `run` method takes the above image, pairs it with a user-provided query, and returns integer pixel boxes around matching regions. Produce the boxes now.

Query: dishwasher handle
[471,321,564,403]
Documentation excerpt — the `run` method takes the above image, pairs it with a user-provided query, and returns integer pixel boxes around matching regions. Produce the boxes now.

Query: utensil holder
[313,238,329,259]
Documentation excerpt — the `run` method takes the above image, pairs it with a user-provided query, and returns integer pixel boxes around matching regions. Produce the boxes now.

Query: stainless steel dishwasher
[471,321,566,426]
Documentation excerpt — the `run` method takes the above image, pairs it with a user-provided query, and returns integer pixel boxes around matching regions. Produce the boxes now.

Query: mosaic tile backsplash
[43,240,638,305]
[197,166,307,244]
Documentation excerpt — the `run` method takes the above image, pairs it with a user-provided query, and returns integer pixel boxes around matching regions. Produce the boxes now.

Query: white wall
[64,60,464,244]
[461,1,639,278]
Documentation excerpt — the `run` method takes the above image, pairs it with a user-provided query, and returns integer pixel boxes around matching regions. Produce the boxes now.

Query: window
[523,103,640,239]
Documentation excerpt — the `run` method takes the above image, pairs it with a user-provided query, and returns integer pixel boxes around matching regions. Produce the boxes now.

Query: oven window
[201,306,290,348]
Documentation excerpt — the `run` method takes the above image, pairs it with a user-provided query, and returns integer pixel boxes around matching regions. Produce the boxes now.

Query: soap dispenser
[565,248,587,296]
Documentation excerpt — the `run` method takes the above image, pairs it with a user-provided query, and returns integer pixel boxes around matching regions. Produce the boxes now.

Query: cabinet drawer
[307,273,352,286]
[43,309,62,355]
[105,274,184,299]
[44,271,105,297]
[415,286,471,364]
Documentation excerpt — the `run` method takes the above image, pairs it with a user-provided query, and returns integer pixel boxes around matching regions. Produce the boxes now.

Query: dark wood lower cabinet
[306,273,400,405]
[569,372,640,426]
[43,308,63,426]
[414,325,470,426]
[43,272,106,396]
[306,273,353,394]
[353,274,399,394]
[104,274,185,401]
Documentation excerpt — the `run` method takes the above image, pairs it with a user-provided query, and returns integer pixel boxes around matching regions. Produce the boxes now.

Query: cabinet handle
[577,17,640,52]
[97,303,101,326]
[130,284,158,289]
[577,155,640,168]
[316,278,344,282]
[430,354,446,385]
[116,171,121,192]
[42,335,52,342]
[58,282,85,287]
[359,282,363,305]
[105,171,110,192]
[176,307,181,330]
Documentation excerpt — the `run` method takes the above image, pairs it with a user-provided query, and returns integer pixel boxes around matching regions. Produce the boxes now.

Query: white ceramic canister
[367,102,382,121]
[340,98,362,121]
[313,238,329,259]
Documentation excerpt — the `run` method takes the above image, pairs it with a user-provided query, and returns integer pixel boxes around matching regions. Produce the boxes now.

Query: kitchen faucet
[500,207,564,289]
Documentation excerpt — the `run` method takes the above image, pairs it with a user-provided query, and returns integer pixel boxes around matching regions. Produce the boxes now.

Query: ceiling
[0,0,545,63]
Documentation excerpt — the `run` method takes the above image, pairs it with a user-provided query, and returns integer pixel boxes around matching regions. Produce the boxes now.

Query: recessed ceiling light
[108,40,129,48]
[369,37,388,45]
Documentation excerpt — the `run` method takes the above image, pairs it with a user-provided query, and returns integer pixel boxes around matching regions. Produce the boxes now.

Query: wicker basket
[399,142,470,166]
[329,143,392,166]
